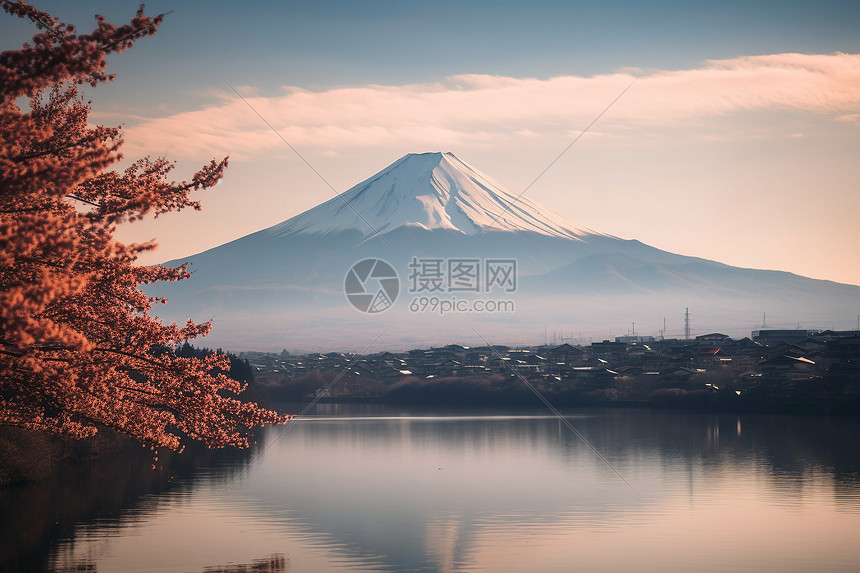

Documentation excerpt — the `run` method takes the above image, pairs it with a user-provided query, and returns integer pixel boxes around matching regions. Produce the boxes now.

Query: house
[486,355,512,373]
[823,334,860,374]
[512,358,541,374]
[431,359,461,377]
[667,367,703,382]
[796,337,829,352]
[752,329,819,345]
[697,347,732,367]
[615,335,655,344]
[758,355,817,380]
[613,365,645,377]
[547,343,585,364]
[590,340,627,361]
[571,366,618,387]
[696,333,731,344]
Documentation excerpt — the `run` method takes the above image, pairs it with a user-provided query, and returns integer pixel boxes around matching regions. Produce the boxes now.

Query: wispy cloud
[122,52,860,159]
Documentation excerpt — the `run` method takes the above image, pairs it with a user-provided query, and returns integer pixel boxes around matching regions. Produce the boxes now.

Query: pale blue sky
[5,1,859,111]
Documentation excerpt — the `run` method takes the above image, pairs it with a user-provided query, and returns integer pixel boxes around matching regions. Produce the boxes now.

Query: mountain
[147,152,860,351]
[266,152,602,239]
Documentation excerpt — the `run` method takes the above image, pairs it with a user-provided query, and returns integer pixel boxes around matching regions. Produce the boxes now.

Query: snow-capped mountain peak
[151,151,860,351]
[266,152,604,239]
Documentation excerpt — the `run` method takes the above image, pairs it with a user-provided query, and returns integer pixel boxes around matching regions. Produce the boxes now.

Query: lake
[5,405,860,572]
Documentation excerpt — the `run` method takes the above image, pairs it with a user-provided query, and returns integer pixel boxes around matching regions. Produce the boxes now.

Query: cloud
[122,52,860,159]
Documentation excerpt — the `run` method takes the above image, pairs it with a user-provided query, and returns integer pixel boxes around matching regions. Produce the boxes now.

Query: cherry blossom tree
[0,1,286,451]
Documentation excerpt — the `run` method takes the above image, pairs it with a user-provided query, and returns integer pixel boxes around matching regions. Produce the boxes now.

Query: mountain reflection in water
[3,405,859,572]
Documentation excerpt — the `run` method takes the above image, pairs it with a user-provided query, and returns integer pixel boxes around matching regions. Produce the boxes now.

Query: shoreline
[305,393,860,417]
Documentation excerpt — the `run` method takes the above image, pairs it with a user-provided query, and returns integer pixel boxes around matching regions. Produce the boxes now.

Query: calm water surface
[9,405,860,572]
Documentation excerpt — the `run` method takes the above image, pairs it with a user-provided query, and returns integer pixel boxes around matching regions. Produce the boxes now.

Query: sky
[3,0,860,285]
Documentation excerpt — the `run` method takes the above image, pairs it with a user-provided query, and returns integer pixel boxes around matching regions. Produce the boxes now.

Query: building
[752,329,819,345]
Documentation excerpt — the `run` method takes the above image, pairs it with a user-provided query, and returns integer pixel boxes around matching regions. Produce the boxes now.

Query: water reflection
[52,553,287,573]
[0,439,258,572]
[3,406,860,572]
[241,410,858,571]
[201,553,286,572]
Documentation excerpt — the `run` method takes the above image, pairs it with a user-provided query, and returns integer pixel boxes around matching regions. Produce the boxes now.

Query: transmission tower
[684,307,690,341]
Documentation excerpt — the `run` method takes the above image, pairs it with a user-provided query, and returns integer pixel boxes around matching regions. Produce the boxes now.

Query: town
[241,328,860,413]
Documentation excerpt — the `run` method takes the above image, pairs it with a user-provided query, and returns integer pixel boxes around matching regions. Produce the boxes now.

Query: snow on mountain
[265,152,607,240]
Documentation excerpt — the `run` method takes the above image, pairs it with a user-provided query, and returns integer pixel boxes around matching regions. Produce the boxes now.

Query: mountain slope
[147,152,860,350]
